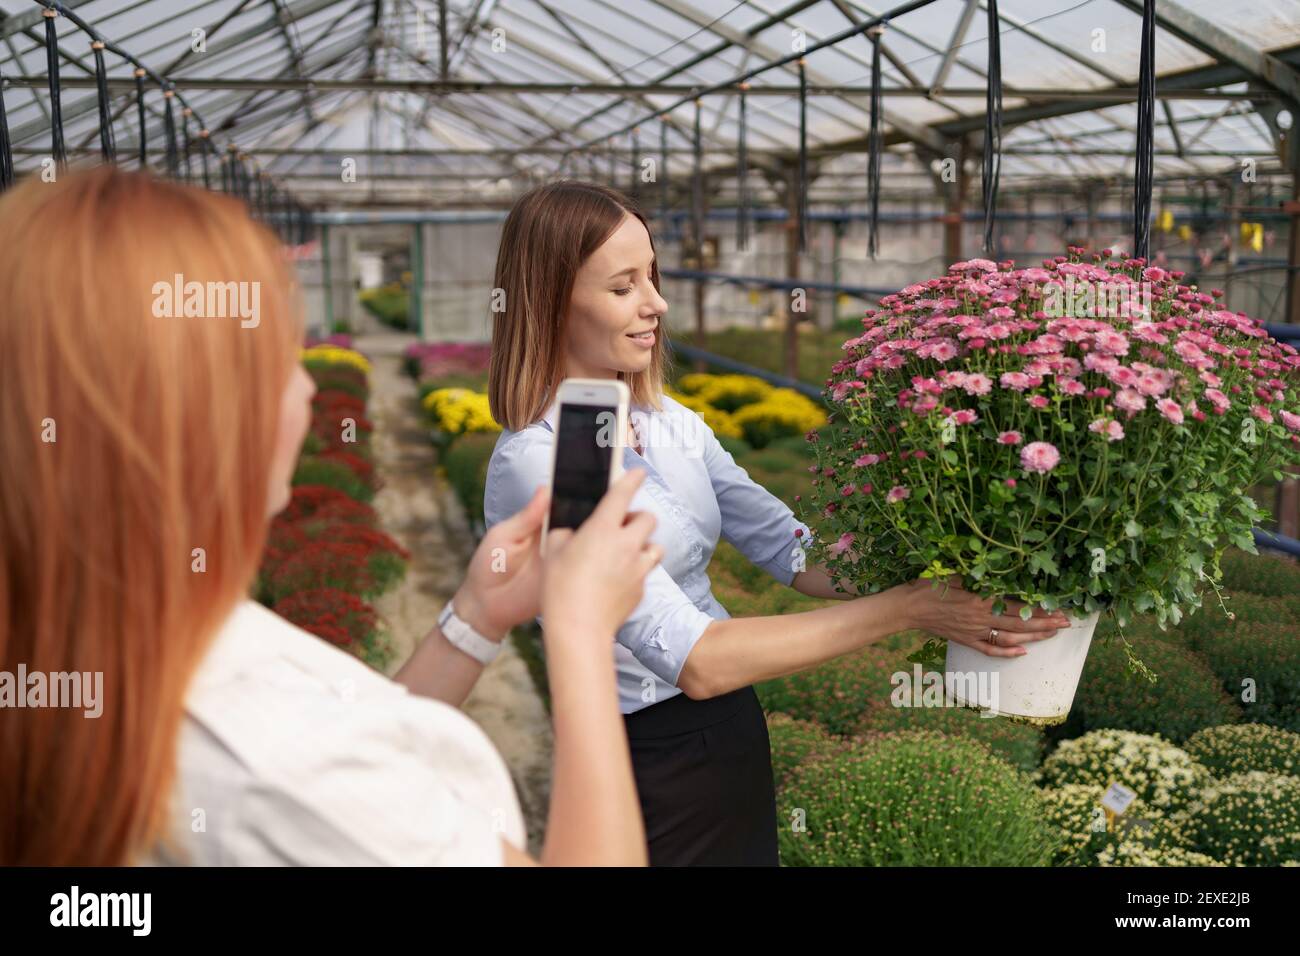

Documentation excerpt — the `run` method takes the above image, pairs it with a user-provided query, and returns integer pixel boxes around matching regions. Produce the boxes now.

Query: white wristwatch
[438,598,502,666]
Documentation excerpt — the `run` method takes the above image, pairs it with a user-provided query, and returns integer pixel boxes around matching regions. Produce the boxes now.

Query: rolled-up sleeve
[701,422,813,587]
[614,564,714,686]
[484,428,715,688]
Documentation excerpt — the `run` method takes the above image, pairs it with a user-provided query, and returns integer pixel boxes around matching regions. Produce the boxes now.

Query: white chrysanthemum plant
[804,249,1300,723]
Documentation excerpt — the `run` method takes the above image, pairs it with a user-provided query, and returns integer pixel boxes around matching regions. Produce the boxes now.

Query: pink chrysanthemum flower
[1156,398,1185,424]
[1088,418,1125,441]
[886,485,911,503]
[1020,441,1061,474]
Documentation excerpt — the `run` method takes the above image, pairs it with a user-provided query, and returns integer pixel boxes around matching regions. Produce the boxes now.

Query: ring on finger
[988,627,999,646]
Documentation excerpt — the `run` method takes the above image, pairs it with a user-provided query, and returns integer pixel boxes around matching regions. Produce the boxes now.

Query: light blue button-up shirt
[484,390,814,714]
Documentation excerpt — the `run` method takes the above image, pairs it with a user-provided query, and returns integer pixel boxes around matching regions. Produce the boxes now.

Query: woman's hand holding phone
[452,482,554,642]
[541,468,662,649]
[454,468,661,649]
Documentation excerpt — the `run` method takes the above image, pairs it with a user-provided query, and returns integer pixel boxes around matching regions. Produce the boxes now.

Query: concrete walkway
[354,329,553,856]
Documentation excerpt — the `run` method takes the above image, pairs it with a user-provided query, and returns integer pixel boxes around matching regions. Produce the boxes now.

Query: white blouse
[485,392,812,715]
[141,599,526,866]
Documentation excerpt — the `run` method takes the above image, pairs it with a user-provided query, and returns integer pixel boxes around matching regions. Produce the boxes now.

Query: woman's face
[266,362,316,518]
[563,213,668,380]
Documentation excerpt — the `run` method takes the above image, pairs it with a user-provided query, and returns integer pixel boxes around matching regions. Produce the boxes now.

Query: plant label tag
[1101,781,1137,816]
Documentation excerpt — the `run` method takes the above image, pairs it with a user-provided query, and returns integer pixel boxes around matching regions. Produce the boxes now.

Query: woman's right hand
[897,576,1070,658]
[541,468,663,649]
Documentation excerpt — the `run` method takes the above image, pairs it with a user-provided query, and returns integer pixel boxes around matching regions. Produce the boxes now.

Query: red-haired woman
[0,166,659,867]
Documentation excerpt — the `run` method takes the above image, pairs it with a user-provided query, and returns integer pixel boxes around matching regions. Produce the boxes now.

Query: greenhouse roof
[0,0,1296,208]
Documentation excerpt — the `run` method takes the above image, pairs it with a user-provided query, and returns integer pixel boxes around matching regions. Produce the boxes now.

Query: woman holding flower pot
[811,253,1300,724]
[484,181,1069,867]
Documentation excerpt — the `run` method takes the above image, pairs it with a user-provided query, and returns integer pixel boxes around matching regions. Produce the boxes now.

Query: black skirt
[623,684,779,867]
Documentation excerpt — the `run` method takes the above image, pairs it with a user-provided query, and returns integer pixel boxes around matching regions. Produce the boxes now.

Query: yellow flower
[301,345,372,377]
[422,388,502,436]
[676,373,773,411]
[665,387,744,439]
[731,388,827,447]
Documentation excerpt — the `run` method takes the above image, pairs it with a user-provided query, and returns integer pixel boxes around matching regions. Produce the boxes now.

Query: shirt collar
[538,386,655,433]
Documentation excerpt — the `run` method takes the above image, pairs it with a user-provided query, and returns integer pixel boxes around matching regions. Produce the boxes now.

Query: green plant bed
[1217,547,1300,598]
[765,713,844,792]
[777,730,1059,866]
[1185,620,1300,733]
[675,327,847,386]
[1067,628,1241,744]
[292,456,374,503]
[756,648,909,736]
[1184,723,1300,779]
[853,699,1047,772]
[715,434,752,458]
[359,285,410,329]
[511,624,550,714]
[440,431,498,527]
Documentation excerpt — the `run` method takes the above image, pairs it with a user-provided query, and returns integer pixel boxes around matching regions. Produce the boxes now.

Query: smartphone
[541,378,631,553]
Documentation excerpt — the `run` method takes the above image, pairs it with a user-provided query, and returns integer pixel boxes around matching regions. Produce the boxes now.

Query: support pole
[943,139,969,265]
[411,221,425,340]
[321,222,334,336]
[784,161,801,381]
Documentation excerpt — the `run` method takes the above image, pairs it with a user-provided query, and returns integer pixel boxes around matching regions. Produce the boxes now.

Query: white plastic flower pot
[943,609,1101,724]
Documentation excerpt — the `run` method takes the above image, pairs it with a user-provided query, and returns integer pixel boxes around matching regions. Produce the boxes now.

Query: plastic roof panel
[0,0,1291,205]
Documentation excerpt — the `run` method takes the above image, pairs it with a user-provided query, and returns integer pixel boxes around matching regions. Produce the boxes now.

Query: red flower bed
[313,389,367,419]
[272,588,378,648]
[277,485,377,526]
[326,523,411,561]
[318,447,376,484]
[267,540,379,602]
[256,355,407,667]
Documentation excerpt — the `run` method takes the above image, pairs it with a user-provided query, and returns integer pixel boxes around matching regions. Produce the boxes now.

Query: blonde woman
[484,180,1070,866]
[0,167,662,867]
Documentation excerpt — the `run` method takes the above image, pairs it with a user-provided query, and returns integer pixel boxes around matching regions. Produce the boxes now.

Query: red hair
[0,166,304,864]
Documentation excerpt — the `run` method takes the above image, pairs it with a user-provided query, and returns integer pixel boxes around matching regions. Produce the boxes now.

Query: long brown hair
[0,166,304,865]
[488,180,668,431]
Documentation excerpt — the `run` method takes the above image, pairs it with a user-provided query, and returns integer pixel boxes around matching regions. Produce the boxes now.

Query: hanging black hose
[90,41,116,163]
[866,25,884,259]
[982,1,1002,255]
[659,118,669,225]
[1134,0,1156,261]
[0,65,13,190]
[180,107,193,182]
[797,58,808,255]
[162,88,178,178]
[630,127,639,203]
[198,129,211,188]
[134,68,147,167]
[692,98,703,263]
[737,82,749,252]
[43,8,66,169]
[220,151,230,193]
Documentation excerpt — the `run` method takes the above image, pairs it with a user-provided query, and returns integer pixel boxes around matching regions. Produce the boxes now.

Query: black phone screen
[549,403,618,531]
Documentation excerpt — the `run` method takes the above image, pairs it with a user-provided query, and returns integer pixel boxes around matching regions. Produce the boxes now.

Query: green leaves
[1028,550,1060,578]
[906,639,947,668]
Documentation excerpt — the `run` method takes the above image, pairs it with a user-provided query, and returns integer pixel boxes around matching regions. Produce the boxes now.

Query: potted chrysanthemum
[804,249,1300,723]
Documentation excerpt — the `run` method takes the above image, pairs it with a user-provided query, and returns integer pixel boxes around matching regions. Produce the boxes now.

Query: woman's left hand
[453,484,551,641]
